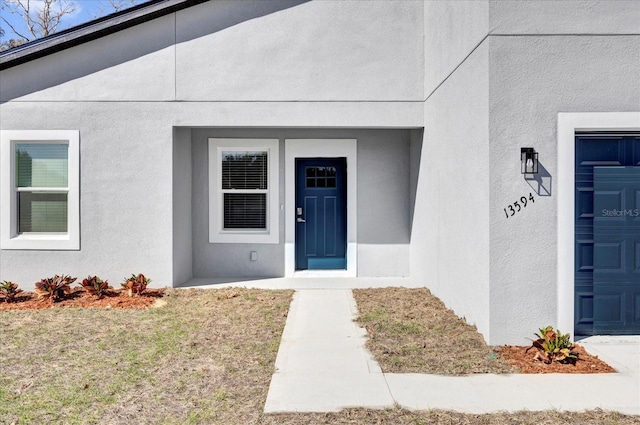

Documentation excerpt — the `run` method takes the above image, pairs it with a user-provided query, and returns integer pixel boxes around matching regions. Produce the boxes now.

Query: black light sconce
[521,147,539,175]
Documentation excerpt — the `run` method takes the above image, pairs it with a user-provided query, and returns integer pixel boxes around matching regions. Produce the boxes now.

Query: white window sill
[1,234,79,250]
[209,230,278,244]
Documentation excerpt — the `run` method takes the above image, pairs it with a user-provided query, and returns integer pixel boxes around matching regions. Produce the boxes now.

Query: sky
[0,0,144,44]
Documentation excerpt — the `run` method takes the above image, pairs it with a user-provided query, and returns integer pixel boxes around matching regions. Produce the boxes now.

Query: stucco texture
[175,0,424,101]
[488,35,640,344]
[412,41,491,340]
[0,103,174,290]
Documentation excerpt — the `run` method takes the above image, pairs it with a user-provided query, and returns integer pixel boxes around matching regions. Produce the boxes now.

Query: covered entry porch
[172,127,423,285]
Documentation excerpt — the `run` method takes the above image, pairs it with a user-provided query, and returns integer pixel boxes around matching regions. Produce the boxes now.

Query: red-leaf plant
[526,326,578,364]
[80,275,110,299]
[121,273,150,297]
[35,275,77,302]
[0,281,23,303]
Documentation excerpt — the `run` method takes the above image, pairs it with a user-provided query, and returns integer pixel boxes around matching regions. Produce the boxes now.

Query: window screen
[15,143,69,233]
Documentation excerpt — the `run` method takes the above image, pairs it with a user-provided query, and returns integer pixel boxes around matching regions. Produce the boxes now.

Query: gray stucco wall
[412,0,491,340]
[423,0,488,97]
[489,0,640,35]
[0,14,176,102]
[175,0,424,101]
[412,43,491,339]
[172,127,193,284]
[413,0,640,345]
[0,103,175,290]
[357,130,411,277]
[487,35,640,344]
[1,0,424,103]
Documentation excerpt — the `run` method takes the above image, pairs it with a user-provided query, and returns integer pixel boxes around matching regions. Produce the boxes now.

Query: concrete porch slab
[178,276,424,290]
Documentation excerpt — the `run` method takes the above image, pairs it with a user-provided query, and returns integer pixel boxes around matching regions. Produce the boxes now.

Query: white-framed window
[208,138,279,244]
[1,130,80,250]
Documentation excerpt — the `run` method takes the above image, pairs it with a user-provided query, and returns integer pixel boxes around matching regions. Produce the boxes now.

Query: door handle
[297,217,306,223]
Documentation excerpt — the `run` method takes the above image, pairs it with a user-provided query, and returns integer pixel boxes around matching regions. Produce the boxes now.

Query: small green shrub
[0,281,23,303]
[35,274,77,302]
[80,275,110,299]
[121,273,150,297]
[526,325,577,364]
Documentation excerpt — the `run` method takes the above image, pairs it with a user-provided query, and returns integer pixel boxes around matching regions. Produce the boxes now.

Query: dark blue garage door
[575,134,640,336]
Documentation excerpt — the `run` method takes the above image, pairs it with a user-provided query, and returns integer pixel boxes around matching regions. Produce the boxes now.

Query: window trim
[208,138,279,244]
[1,130,80,250]
[284,139,357,277]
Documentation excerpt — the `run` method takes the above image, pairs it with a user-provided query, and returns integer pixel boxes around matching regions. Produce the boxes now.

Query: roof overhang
[0,0,209,70]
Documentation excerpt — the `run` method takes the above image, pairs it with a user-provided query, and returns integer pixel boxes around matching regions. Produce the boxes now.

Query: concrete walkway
[264,289,640,415]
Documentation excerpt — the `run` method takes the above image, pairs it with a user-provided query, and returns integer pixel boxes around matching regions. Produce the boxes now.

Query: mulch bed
[499,344,616,374]
[0,287,165,310]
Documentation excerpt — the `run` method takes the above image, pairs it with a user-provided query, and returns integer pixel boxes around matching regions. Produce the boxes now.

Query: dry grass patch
[262,408,640,425]
[353,287,517,375]
[0,288,293,424]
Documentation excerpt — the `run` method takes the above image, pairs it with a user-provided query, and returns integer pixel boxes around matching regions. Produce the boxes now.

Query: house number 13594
[504,193,535,218]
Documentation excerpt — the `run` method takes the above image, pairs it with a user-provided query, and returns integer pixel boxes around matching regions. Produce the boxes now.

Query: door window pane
[305,166,337,188]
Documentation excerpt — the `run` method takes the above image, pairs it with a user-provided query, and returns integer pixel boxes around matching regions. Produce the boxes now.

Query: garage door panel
[575,185,594,224]
[575,237,594,273]
[576,137,626,170]
[592,166,640,334]
[593,241,624,272]
[575,290,593,336]
[593,293,624,324]
[575,135,640,336]
[633,138,640,166]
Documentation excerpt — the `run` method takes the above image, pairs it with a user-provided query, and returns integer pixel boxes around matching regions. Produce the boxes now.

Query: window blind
[221,151,267,190]
[224,193,266,229]
[221,150,268,230]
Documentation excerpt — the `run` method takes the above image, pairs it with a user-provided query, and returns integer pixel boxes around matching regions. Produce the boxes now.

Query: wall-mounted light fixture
[521,147,539,174]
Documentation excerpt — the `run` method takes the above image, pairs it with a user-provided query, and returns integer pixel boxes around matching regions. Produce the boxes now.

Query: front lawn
[1,287,637,424]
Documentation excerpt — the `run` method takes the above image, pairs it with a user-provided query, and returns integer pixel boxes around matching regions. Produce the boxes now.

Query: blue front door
[592,167,640,334]
[575,134,640,335]
[295,158,347,270]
